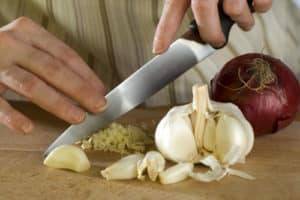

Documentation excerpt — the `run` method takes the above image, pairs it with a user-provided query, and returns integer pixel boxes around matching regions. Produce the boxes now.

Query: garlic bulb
[137,151,166,181]
[43,145,90,172]
[101,154,144,180]
[155,84,254,181]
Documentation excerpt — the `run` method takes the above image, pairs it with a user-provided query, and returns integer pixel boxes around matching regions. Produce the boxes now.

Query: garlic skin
[159,163,194,185]
[43,145,90,172]
[190,155,227,182]
[101,154,144,180]
[155,105,198,163]
[137,151,165,181]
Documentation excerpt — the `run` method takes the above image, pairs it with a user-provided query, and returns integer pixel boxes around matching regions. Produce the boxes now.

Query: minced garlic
[77,123,154,154]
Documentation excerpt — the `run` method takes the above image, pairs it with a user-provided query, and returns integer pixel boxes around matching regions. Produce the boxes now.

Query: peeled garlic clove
[159,163,194,184]
[101,154,144,180]
[203,117,217,152]
[215,114,248,165]
[43,145,90,172]
[155,105,198,163]
[137,151,165,181]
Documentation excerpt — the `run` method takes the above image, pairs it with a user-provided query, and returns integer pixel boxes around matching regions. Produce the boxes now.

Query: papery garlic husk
[137,151,166,181]
[189,155,227,182]
[101,154,144,180]
[159,163,194,185]
[155,84,254,181]
[43,145,90,172]
[190,155,255,182]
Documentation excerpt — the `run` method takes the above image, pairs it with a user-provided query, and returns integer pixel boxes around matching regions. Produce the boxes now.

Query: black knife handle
[183,0,254,48]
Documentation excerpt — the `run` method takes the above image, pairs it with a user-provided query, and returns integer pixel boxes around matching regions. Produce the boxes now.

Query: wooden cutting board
[0,103,300,200]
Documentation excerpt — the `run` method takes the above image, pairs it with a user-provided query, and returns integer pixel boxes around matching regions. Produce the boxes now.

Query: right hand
[0,17,107,134]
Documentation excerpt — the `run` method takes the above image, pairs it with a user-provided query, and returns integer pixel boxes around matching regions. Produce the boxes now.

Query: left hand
[153,0,272,53]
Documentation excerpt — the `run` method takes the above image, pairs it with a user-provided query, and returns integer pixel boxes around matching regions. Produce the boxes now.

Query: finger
[153,0,190,54]
[191,0,225,47]
[0,65,86,124]
[14,42,106,113]
[9,17,106,94]
[223,0,255,31]
[0,97,33,134]
[253,0,272,12]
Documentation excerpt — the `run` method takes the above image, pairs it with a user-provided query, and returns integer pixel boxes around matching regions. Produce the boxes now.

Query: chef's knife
[44,0,254,156]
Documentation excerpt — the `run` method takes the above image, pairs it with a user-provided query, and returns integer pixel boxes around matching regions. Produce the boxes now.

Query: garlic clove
[155,105,198,163]
[210,101,254,161]
[137,151,165,181]
[159,163,194,184]
[43,145,91,172]
[101,154,144,180]
[203,117,217,152]
[190,169,227,182]
[215,113,247,165]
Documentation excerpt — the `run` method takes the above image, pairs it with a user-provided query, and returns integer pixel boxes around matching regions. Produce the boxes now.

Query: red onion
[211,53,300,136]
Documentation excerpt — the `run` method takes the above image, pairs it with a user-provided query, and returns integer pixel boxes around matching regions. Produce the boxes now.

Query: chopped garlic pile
[78,123,154,154]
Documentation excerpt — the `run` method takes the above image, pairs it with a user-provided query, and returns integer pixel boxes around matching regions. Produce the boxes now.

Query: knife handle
[182,0,254,48]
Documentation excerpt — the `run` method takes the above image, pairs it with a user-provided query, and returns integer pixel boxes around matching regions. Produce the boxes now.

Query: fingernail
[71,109,86,123]
[94,97,107,112]
[22,123,33,133]
[152,38,164,54]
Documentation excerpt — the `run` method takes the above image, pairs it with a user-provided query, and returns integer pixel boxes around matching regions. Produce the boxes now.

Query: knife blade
[44,40,214,156]
[44,0,254,156]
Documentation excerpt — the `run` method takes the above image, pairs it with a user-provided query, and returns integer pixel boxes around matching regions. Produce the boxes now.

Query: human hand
[153,0,272,53]
[0,17,106,134]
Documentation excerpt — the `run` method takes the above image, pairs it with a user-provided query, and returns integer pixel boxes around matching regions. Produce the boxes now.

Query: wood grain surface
[0,103,299,200]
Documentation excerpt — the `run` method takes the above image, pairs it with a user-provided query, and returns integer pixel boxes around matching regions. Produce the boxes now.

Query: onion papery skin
[211,53,300,136]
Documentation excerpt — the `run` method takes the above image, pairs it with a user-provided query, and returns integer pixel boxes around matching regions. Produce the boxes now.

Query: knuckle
[20,75,39,95]
[12,16,34,29]
[224,1,244,18]
[41,54,57,69]
[43,58,59,75]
